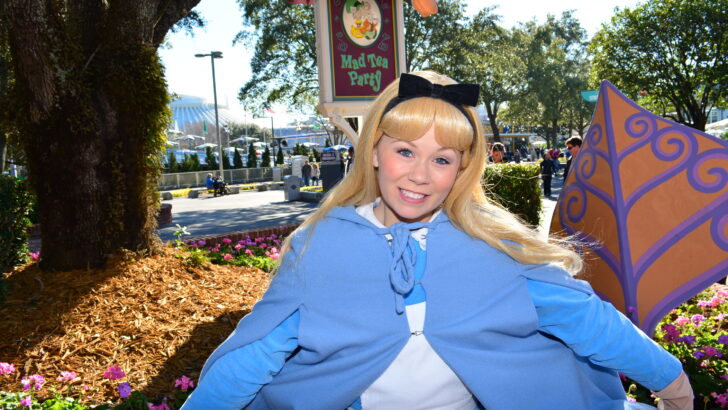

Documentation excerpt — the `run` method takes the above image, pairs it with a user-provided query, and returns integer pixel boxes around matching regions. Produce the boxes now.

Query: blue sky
[159,0,642,121]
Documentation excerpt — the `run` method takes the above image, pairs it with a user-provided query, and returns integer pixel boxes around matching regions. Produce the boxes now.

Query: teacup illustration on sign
[343,0,380,46]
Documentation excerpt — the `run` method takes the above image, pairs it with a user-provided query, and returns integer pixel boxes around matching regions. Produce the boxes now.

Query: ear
[372,144,379,168]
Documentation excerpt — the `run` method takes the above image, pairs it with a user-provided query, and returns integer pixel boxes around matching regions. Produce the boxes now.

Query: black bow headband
[398,73,480,106]
[383,73,480,120]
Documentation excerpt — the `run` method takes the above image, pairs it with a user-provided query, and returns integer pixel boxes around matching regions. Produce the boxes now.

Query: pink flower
[691,314,706,325]
[675,315,690,326]
[118,382,132,398]
[698,299,712,308]
[223,253,233,261]
[174,375,195,391]
[712,391,728,406]
[82,384,90,391]
[0,362,15,375]
[234,244,243,250]
[29,374,44,390]
[627,396,636,402]
[20,395,33,407]
[57,371,77,382]
[222,238,232,244]
[29,252,40,261]
[103,365,125,380]
[245,249,254,256]
[20,377,31,391]
[270,253,280,260]
[717,290,728,298]
[703,346,720,357]
[717,313,728,321]
[661,324,680,343]
[712,296,724,306]
[147,402,171,410]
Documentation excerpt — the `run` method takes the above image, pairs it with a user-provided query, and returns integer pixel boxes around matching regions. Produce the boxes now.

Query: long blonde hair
[281,71,582,274]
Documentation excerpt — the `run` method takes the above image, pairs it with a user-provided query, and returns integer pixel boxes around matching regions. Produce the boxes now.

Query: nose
[408,159,430,184]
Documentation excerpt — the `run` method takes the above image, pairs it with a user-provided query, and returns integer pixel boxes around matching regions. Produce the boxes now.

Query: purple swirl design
[623,128,697,208]
[626,112,658,140]
[561,185,587,224]
[687,149,728,194]
[711,212,728,251]
[651,127,696,162]
[586,123,603,146]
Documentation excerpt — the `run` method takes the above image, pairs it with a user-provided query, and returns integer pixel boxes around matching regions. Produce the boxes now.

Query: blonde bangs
[378,97,474,155]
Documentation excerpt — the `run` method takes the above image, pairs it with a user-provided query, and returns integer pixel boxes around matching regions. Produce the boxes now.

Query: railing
[159,166,292,190]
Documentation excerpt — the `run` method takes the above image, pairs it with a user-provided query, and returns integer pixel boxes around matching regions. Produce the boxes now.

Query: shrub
[247,142,258,168]
[482,163,542,227]
[233,148,244,169]
[205,146,218,171]
[166,151,178,173]
[0,176,32,275]
[262,146,271,168]
[275,147,284,165]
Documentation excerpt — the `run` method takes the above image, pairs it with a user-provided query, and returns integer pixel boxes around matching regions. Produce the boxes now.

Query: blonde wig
[280,71,582,274]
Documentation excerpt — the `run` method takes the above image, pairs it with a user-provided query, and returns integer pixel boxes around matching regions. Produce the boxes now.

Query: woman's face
[372,125,462,227]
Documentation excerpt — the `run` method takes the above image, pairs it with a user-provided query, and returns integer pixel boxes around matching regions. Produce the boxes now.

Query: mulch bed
[0,247,271,405]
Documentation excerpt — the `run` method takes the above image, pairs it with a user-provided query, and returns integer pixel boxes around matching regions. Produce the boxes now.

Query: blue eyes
[397,148,414,158]
[396,149,451,165]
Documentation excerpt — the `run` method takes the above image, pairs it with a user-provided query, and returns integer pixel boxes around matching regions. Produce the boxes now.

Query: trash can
[321,148,345,191]
[283,175,301,201]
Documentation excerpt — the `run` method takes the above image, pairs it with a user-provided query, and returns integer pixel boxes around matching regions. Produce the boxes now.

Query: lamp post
[195,51,224,180]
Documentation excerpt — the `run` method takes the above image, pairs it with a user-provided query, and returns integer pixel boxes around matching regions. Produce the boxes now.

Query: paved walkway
[158,175,564,242]
[29,175,565,251]
[156,190,319,242]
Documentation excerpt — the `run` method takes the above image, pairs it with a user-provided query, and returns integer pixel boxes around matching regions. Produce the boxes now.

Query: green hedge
[0,175,32,276]
[483,163,542,227]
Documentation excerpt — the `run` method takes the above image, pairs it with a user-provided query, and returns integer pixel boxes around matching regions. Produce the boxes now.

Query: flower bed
[623,284,728,408]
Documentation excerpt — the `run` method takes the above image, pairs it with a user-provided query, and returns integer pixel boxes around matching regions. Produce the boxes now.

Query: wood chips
[0,247,271,405]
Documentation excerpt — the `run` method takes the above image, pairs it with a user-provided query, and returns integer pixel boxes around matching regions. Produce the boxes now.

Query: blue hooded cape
[197,206,650,409]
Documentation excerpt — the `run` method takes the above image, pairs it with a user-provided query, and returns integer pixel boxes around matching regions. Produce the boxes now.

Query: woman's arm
[526,279,683,391]
[181,311,300,410]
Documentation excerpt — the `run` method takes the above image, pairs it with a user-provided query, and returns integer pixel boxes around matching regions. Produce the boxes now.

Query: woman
[182,72,691,410]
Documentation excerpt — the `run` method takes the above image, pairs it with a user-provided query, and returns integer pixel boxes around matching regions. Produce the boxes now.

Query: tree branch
[152,0,202,46]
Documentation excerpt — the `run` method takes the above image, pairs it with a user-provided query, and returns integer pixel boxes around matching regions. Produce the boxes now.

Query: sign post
[314,0,406,144]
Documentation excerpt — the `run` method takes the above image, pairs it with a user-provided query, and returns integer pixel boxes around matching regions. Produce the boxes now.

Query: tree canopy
[589,0,728,130]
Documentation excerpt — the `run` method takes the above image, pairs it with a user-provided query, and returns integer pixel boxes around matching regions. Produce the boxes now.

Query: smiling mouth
[400,188,426,200]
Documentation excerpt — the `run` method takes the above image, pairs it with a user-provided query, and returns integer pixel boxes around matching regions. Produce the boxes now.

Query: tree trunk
[485,103,500,143]
[5,0,201,271]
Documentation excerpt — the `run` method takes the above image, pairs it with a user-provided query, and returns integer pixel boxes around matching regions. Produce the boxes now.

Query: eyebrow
[400,139,459,154]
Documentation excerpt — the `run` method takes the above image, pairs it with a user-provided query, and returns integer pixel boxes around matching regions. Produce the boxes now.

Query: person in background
[182,71,692,410]
[205,173,215,192]
[490,142,505,163]
[563,136,582,181]
[346,146,355,174]
[311,163,320,186]
[550,149,561,176]
[540,152,555,197]
[301,160,312,187]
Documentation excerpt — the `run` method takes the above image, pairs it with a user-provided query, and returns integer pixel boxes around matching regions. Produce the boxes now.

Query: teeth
[401,189,425,199]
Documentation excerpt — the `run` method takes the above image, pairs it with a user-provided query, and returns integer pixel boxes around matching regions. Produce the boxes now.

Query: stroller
[213,177,230,197]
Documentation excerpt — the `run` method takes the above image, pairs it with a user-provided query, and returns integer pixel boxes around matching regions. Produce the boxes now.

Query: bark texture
[4,0,201,270]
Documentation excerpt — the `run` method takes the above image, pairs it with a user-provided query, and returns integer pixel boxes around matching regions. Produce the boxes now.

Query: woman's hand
[654,371,693,410]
